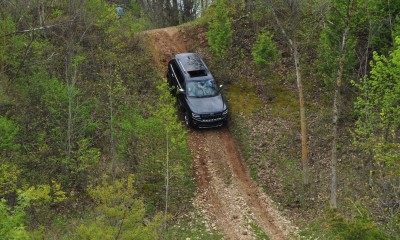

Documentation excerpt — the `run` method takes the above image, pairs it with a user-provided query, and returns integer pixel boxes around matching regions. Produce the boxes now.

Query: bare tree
[330,0,356,209]
[266,0,310,186]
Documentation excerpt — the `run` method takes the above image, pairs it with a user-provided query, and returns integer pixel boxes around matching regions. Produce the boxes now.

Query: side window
[172,62,184,86]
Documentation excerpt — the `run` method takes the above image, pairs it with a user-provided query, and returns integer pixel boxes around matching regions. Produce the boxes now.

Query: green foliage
[0,14,28,71]
[0,163,20,197]
[326,210,388,239]
[84,0,147,51]
[1,0,183,237]
[85,0,116,27]
[19,181,66,207]
[0,184,60,239]
[65,138,101,188]
[16,181,66,227]
[317,0,400,86]
[316,0,358,87]
[14,71,94,187]
[364,0,400,53]
[76,175,164,240]
[252,30,279,68]
[0,116,20,152]
[0,199,32,240]
[352,37,400,235]
[133,82,193,213]
[353,37,400,171]
[206,0,233,58]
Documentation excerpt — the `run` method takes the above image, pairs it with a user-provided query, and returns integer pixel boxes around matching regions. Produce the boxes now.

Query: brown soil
[142,27,297,240]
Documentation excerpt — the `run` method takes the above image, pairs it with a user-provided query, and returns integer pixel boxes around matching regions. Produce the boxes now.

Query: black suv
[166,53,228,128]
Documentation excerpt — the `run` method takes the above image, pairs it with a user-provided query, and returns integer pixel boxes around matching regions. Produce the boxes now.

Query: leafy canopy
[77,175,164,240]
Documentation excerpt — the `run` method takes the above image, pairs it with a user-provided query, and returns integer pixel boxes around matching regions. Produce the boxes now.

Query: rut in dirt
[189,128,295,239]
[142,27,297,240]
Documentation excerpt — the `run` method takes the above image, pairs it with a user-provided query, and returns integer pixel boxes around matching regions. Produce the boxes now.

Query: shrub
[327,211,389,240]
[252,30,279,67]
[206,0,232,58]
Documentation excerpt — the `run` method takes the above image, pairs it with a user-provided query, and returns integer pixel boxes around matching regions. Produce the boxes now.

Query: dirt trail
[142,27,189,72]
[142,27,297,239]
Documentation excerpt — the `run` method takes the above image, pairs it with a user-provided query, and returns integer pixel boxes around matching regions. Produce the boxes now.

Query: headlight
[192,113,201,119]
[222,109,229,115]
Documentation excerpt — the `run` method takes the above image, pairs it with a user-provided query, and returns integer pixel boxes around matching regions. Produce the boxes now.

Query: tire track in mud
[143,27,297,240]
[189,128,295,239]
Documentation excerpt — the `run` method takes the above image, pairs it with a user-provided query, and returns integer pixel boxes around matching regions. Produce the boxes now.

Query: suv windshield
[186,79,219,98]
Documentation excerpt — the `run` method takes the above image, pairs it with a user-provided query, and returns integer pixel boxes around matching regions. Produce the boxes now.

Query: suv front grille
[200,113,223,121]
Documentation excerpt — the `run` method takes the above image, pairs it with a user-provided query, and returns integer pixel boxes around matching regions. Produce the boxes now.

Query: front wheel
[184,111,192,128]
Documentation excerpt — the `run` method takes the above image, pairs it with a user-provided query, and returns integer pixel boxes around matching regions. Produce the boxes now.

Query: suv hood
[186,94,226,114]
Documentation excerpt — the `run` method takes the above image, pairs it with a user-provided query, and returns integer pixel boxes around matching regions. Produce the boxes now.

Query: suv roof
[175,53,211,79]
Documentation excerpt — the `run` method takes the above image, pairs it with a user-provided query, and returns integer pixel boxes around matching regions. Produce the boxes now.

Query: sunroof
[176,53,210,77]
[188,70,207,77]
[183,55,205,70]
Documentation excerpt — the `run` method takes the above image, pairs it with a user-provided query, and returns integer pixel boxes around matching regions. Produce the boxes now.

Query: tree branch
[0,19,74,38]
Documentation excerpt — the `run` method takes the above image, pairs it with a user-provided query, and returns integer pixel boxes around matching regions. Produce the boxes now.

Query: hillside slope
[142,27,298,240]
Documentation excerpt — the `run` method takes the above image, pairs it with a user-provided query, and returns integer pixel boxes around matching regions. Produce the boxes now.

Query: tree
[77,175,164,240]
[353,36,400,233]
[206,0,233,58]
[133,82,193,215]
[152,82,186,228]
[329,0,357,209]
[252,30,279,68]
[265,0,311,186]
[135,0,197,26]
[182,0,196,22]
[0,181,66,239]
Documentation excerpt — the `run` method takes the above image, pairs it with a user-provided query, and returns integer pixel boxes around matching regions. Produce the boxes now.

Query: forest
[0,0,399,239]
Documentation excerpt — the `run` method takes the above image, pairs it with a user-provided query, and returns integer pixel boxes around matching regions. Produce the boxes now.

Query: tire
[184,111,192,128]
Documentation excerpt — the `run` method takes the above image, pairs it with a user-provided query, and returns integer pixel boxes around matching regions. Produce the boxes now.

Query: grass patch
[249,220,270,240]
[41,208,93,240]
[270,87,298,121]
[230,114,252,160]
[227,80,263,116]
[248,161,260,182]
[276,157,303,207]
[229,114,259,183]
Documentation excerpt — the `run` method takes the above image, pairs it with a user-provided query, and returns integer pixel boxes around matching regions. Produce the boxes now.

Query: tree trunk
[172,0,179,25]
[293,41,309,186]
[164,127,169,230]
[330,85,339,209]
[269,3,309,186]
[330,0,355,209]
[109,66,116,180]
[182,0,194,22]
[1,14,7,73]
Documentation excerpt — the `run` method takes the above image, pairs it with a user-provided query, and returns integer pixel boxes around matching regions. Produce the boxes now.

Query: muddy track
[142,27,296,239]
